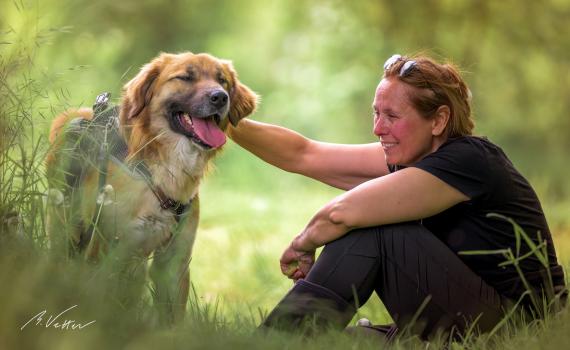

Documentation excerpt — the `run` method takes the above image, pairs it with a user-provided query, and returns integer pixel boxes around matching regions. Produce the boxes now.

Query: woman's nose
[373,117,386,136]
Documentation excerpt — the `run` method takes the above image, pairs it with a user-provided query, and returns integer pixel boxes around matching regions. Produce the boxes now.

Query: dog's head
[120,52,257,157]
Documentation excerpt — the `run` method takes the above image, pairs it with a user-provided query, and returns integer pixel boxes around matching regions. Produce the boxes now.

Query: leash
[77,92,192,250]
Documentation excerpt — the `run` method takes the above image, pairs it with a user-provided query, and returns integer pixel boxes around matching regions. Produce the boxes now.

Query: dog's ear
[122,54,170,120]
[223,61,258,127]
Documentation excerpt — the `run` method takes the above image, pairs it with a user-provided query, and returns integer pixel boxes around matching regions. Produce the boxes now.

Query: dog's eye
[217,74,227,85]
[176,75,194,82]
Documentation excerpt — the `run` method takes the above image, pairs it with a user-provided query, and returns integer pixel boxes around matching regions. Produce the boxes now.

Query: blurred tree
[2,0,570,223]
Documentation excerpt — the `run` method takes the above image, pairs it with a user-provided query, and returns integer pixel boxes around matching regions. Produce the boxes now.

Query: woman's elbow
[328,200,355,230]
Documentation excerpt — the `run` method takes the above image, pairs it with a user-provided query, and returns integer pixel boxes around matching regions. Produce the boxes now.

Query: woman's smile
[380,141,398,151]
[373,78,440,166]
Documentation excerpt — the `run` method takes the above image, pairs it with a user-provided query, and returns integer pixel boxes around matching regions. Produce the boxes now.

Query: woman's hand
[280,243,315,281]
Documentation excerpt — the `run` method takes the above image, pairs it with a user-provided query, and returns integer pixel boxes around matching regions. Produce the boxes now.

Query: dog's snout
[209,90,228,108]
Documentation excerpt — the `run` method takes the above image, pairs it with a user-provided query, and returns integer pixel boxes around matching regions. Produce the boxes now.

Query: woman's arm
[291,167,470,252]
[228,119,390,190]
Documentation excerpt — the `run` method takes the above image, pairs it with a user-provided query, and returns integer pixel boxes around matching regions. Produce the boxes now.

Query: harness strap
[83,116,114,250]
[130,160,190,221]
[79,92,192,249]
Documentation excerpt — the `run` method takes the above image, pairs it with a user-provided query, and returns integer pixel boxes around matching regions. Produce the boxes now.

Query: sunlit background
[2,1,569,349]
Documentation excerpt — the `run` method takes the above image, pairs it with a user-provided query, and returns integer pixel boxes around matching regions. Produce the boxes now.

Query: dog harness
[63,93,192,248]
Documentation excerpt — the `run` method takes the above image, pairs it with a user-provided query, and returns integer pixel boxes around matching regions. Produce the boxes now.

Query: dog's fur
[46,52,257,323]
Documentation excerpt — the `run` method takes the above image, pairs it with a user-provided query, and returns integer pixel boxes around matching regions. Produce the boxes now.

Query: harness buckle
[93,92,111,115]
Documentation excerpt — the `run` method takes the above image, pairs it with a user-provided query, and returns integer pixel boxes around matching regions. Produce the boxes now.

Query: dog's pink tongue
[191,117,226,148]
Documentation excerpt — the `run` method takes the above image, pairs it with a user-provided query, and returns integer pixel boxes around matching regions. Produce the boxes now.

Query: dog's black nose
[209,90,228,108]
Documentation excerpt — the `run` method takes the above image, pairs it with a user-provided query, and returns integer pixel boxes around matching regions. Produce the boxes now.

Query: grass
[1,187,570,350]
[2,163,569,349]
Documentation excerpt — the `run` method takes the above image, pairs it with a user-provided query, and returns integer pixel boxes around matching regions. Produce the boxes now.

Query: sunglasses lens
[383,54,402,71]
[400,60,417,77]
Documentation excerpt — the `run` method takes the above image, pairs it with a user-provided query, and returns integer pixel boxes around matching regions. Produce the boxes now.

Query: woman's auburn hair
[384,54,474,138]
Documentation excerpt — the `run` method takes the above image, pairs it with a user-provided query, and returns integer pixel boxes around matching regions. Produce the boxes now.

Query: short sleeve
[412,137,492,200]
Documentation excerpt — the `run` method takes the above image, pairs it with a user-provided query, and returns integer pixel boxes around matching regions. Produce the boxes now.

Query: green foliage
[4,0,569,226]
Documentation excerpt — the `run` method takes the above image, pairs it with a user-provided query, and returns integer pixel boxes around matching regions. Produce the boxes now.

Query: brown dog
[46,52,257,324]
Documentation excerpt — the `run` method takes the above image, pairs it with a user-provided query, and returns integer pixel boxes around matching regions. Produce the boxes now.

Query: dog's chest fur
[92,137,206,256]
[151,136,211,202]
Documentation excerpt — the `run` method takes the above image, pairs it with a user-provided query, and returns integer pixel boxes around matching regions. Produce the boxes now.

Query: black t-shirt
[392,136,565,301]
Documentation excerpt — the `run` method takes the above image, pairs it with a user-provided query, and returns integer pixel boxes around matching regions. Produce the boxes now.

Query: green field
[1,143,569,349]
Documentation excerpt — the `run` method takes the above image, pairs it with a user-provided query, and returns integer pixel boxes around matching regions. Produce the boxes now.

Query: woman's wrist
[226,119,243,140]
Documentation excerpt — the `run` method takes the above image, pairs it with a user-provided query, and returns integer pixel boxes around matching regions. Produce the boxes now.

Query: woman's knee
[305,227,382,304]
[372,222,440,249]
[304,223,431,303]
[310,222,429,268]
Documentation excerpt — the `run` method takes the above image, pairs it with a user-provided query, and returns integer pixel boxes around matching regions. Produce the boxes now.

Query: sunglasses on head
[383,54,417,77]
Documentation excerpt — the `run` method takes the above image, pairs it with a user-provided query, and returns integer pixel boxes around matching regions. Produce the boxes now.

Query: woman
[228,54,566,339]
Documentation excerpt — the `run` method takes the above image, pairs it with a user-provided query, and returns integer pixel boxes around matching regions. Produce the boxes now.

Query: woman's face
[372,78,441,166]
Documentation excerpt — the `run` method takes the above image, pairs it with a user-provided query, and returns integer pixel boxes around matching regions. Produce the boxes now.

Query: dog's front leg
[100,212,169,314]
[149,200,199,326]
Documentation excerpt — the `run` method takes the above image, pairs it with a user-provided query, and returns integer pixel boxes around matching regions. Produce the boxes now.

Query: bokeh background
[1,0,570,348]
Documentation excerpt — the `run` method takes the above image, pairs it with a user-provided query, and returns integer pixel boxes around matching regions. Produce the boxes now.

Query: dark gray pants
[264,222,511,339]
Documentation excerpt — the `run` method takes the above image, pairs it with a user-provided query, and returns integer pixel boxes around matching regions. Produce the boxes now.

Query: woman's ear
[223,60,259,127]
[432,105,451,136]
